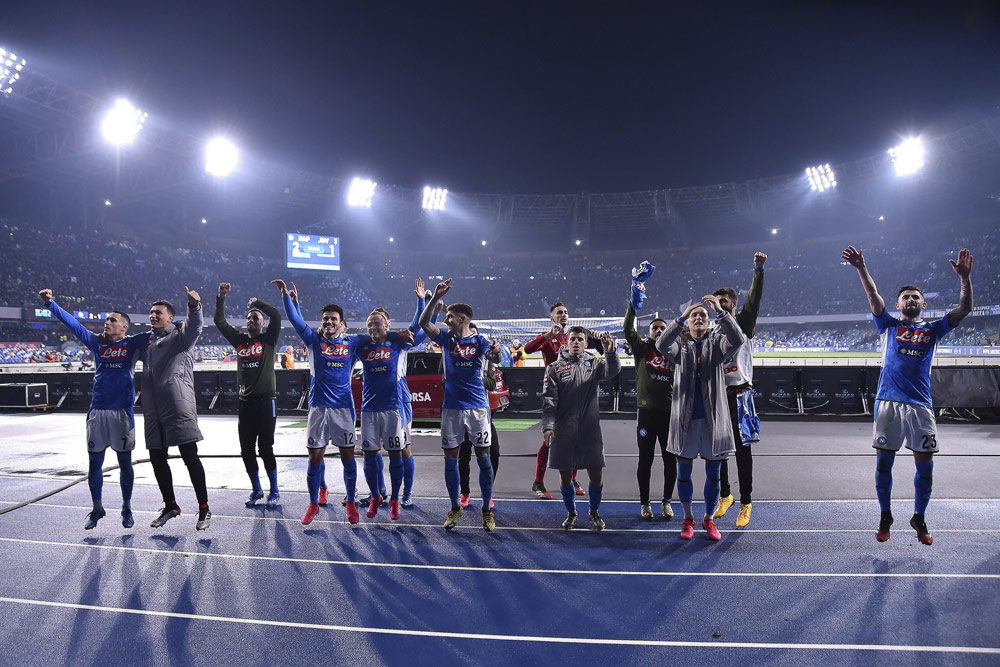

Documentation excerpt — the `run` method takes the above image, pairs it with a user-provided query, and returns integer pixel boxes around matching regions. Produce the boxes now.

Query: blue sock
[704,460,722,518]
[306,462,321,505]
[343,458,357,504]
[914,460,933,515]
[88,451,105,510]
[319,460,327,491]
[444,458,460,509]
[249,471,263,494]
[677,462,694,505]
[389,456,404,500]
[403,455,416,496]
[560,485,577,515]
[266,468,278,494]
[377,453,386,494]
[364,453,383,499]
[477,454,494,508]
[588,482,603,512]
[875,450,895,513]
[116,451,133,509]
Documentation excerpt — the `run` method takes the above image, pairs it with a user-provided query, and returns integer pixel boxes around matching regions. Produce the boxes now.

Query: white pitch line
[0,596,997,654]
[1,536,998,579]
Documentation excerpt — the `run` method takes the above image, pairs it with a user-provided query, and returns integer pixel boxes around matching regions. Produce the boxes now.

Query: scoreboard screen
[285,233,341,271]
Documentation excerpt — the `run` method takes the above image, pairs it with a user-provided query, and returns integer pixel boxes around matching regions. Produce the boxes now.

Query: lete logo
[896,328,932,346]
[237,342,263,358]
[451,343,478,358]
[99,345,128,360]
[365,348,391,363]
[321,343,349,357]
[645,352,673,372]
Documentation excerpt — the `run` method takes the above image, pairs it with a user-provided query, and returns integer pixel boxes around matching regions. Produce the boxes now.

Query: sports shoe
[460,493,471,508]
[714,494,734,519]
[121,508,134,529]
[680,517,695,540]
[910,513,933,546]
[661,501,674,520]
[84,509,105,530]
[562,512,578,530]
[573,480,585,496]
[736,503,752,528]
[640,504,653,520]
[318,487,328,506]
[345,502,360,525]
[401,493,414,508]
[301,503,319,526]
[876,511,893,542]
[389,499,401,521]
[588,509,605,531]
[196,506,212,531]
[150,504,180,528]
[531,481,552,500]
[444,507,464,530]
[245,490,264,507]
[366,495,383,519]
[265,491,280,508]
[482,509,496,532]
[703,517,721,541]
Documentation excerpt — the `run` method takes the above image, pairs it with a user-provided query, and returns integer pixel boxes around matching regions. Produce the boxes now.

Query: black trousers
[720,389,753,504]
[149,442,208,506]
[636,408,677,505]
[238,396,277,474]
[459,422,500,496]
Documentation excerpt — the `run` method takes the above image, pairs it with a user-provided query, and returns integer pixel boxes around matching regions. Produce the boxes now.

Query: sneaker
[680,517,695,540]
[588,509,605,531]
[301,503,319,526]
[562,512,578,530]
[150,504,180,528]
[196,506,212,531]
[401,493,414,509]
[460,493,471,508]
[573,480,586,496]
[910,514,933,546]
[703,517,721,541]
[444,507,464,530]
[736,503,752,528]
[640,504,653,520]
[367,496,383,519]
[265,491,280,509]
[121,508,134,529]
[84,509,105,530]
[482,509,496,532]
[714,494,734,519]
[345,502,360,525]
[661,501,674,520]
[531,481,552,500]
[389,499,401,521]
[876,511,893,542]
[245,490,264,507]
[318,487,328,506]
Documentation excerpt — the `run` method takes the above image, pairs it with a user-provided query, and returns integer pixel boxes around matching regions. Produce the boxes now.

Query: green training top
[623,302,674,412]
[214,295,282,400]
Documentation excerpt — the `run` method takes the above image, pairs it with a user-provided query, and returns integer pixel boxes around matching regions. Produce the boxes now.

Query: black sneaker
[588,509,605,531]
[531,481,552,500]
[561,512,578,530]
[84,509,105,530]
[876,510,893,542]
[196,506,211,531]
[910,513,933,546]
[121,508,134,529]
[150,504,180,528]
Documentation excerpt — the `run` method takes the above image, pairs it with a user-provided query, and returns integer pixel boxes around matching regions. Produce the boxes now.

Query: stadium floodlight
[481,240,487,246]
[347,177,377,208]
[201,218,207,224]
[805,164,837,192]
[888,137,925,176]
[101,98,149,146]
[388,236,395,243]
[104,199,112,207]
[422,187,448,211]
[575,239,582,246]
[771,228,778,235]
[0,48,26,96]
[205,138,239,177]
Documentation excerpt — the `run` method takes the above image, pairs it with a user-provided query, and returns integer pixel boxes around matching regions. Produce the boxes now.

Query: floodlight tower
[0,48,26,95]
[888,138,925,176]
[347,177,377,207]
[205,138,239,177]
[101,98,149,146]
[805,164,837,192]
[422,186,448,211]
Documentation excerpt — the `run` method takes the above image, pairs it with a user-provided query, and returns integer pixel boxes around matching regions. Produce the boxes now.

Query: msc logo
[99,345,128,360]
[411,391,432,402]
[321,343,350,358]
[365,348,391,363]
[896,328,932,346]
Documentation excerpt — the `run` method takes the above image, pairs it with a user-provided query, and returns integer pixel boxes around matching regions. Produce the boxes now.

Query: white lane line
[3,501,1000,535]
[0,596,997,654]
[1,536,998,579]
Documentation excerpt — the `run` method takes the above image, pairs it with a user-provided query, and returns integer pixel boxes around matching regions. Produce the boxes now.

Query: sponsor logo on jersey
[876,436,887,446]
[896,327,932,346]
[723,364,739,374]
[237,341,264,359]
[364,348,391,363]
[99,344,129,360]
[450,342,478,358]
[321,343,350,358]
[898,347,927,359]
[646,352,673,374]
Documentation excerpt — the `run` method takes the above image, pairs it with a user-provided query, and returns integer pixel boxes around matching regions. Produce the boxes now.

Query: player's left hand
[434,278,453,298]
[396,329,415,346]
[184,286,201,306]
[702,294,721,313]
[432,300,445,316]
[414,277,425,299]
[599,332,615,354]
[949,248,973,278]
[247,297,258,309]
[288,282,299,305]
[754,252,767,268]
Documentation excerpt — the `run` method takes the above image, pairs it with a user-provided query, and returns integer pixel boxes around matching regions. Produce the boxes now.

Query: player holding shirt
[274,279,369,526]
[419,278,501,532]
[39,289,151,530]
[842,246,973,545]
[214,283,283,509]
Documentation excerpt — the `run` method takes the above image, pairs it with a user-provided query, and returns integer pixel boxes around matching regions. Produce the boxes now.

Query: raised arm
[597,332,621,380]
[622,302,644,355]
[272,279,316,344]
[180,286,203,350]
[213,283,241,347]
[38,289,98,352]
[842,246,886,317]
[418,278,451,341]
[947,248,973,328]
[251,297,283,343]
[735,252,765,337]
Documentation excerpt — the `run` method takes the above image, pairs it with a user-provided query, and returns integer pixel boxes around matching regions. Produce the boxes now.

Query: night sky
[4,1,1000,195]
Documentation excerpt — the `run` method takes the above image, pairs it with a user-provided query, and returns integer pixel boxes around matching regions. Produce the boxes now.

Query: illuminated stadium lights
[422,187,448,211]
[805,164,837,192]
[575,239,582,246]
[347,178,377,208]
[0,48,26,95]
[771,228,778,235]
[104,200,112,207]
[389,236,395,243]
[205,138,239,177]
[481,240,487,246]
[100,99,149,146]
[888,137,925,176]
[201,218,207,224]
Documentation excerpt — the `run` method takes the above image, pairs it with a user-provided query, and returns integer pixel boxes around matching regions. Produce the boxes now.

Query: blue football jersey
[436,331,490,410]
[873,310,954,408]
[357,337,411,412]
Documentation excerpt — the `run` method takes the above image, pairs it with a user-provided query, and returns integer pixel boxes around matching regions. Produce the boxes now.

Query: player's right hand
[434,278,453,298]
[219,282,231,297]
[270,279,288,295]
[548,323,562,338]
[38,288,53,302]
[288,282,299,305]
[842,246,865,270]
[414,277,425,299]
[543,429,554,446]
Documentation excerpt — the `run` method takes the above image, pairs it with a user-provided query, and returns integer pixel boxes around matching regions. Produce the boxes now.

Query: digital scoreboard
[285,233,341,271]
